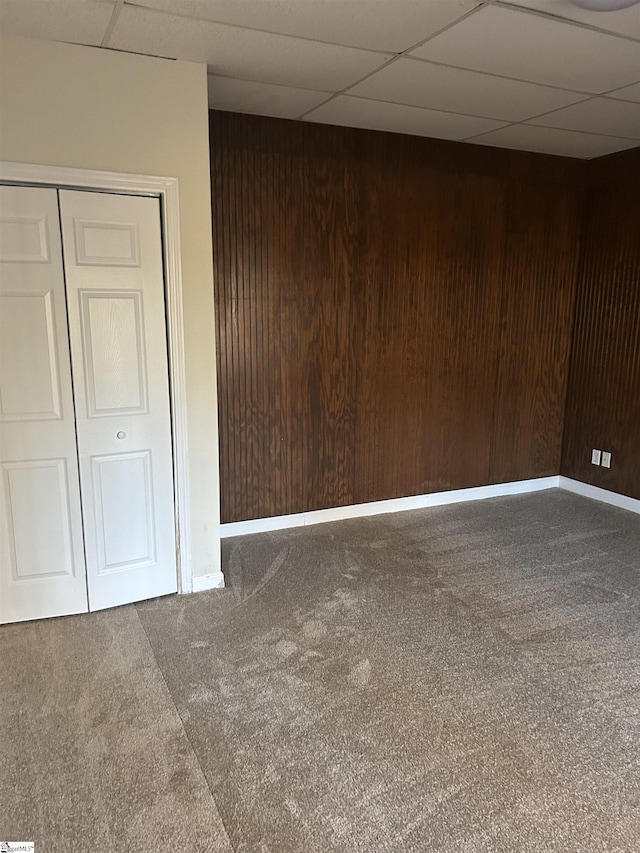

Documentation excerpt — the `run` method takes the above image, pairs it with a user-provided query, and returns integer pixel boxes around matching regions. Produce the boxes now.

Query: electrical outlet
[601,451,612,468]
[591,449,602,465]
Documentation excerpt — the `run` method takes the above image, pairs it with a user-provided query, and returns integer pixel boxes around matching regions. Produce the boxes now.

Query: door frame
[0,161,195,594]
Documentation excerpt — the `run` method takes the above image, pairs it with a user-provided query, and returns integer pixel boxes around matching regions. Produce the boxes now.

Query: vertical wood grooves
[211,112,586,523]
[561,149,640,500]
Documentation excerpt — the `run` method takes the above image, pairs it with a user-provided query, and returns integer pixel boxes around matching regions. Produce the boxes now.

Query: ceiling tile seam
[598,83,640,98]
[516,96,640,137]
[296,56,400,119]
[102,0,124,48]
[121,0,408,57]
[121,0,494,60]
[405,56,607,97]
[495,0,640,44]
[520,121,640,141]
[206,72,332,97]
[99,44,178,61]
[297,3,492,119]
[462,122,519,141]
[462,119,639,143]
[376,1,493,54]
[505,95,598,124]
[312,90,555,125]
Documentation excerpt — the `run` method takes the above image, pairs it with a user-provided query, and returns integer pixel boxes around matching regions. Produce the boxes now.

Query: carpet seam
[133,604,239,853]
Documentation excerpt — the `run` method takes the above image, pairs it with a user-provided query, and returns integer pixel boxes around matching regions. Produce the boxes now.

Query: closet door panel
[59,190,177,611]
[0,185,88,623]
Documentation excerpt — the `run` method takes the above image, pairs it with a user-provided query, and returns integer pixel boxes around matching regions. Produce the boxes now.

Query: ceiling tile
[411,5,640,93]
[528,97,640,139]
[468,124,638,158]
[349,58,587,122]
[0,0,114,45]
[109,6,392,90]
[501,0,640,41]
[208,76,331,119]
[608,82,640,103]
[304,95,506,140]
[129,0,481,53]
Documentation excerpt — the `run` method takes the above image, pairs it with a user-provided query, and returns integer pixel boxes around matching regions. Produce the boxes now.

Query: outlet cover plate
[592,449,602,465]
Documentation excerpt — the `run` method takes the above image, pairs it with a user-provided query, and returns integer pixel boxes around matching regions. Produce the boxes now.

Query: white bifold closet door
[0,186,89,622]
[59,189,177,613]
[0,185,177,624]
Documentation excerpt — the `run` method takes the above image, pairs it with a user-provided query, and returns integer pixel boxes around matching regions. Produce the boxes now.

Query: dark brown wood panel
[561,148,640,500]
[490,162,584,483]
[354,153,506,502]
[211,111,584,522]
[212,114,361,520]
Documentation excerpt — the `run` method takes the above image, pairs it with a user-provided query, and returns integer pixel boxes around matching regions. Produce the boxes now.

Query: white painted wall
[0,35,220,580]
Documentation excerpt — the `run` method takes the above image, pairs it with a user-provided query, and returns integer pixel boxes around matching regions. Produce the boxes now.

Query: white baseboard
[191,571,225,592]
[559,477,640,515]
[220,476,561,538]
[221,512,307,538]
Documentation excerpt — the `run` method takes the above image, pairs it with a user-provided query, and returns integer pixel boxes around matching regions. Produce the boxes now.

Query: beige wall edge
[0,35,221,581]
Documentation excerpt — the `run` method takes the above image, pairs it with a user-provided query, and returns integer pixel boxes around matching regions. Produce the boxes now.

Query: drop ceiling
[1,0,639,158]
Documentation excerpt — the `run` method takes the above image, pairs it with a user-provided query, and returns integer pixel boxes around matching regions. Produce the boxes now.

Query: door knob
[116,431,126,439]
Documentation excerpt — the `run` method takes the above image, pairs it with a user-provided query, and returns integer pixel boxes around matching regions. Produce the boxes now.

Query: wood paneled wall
[561,149,640,500]
[211,111,584,523]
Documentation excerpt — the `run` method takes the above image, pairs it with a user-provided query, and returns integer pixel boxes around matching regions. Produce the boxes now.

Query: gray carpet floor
[2,490,640,852]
